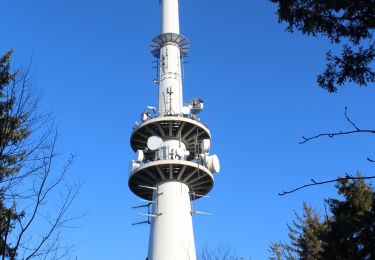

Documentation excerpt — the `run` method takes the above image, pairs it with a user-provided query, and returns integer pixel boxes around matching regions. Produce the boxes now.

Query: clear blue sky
[2,0,375,259]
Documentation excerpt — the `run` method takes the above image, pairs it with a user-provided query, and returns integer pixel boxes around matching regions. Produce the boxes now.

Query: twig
[300,107,375,144]
[278,175,375,196]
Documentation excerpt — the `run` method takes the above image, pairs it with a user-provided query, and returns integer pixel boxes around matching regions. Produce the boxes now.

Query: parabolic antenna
[200,139,211,154]
[135,150,144,162]
[205,154,220,173]
[181,106,190,115]
[176,147,185,157]
[147,136,163,151]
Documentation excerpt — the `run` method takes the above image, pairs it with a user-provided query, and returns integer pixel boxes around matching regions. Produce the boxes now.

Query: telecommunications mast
[129,0,220,259]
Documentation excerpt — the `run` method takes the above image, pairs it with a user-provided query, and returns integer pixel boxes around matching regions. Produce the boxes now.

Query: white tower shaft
[161,0,180,34]
[148,181,196,260]
[129,1,218,260]
[158,0,183,116]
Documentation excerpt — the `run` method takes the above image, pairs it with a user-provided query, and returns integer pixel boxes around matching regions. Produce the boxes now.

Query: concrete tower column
[148,181,196,260]
[161,0,180,34]
[128,1,220,260]
[158,44,183,116]
[158,0,183,116]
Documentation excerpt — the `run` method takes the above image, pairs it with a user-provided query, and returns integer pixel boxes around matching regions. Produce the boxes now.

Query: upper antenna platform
[150,33,190,58]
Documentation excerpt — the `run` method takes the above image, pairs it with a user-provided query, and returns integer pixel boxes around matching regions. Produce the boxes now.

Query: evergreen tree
[321,177,375,259]
[270,0,375,92]
[0,50,28,259]
[272,176,375,259]
[268,241,287,260]
[284,202,324,260]
[0,50,30,180]
[0,51,78,259]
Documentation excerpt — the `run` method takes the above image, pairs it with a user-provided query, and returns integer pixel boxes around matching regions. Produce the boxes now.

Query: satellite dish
[181,106,190,115]
[176,147,185,158]
[205,154,220,173]
[200,139,211,154]
[135,150,144,162]
[147,136,163,151]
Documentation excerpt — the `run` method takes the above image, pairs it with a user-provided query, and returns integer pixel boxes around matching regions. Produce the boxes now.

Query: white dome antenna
[147,136,163,151]
[203,154,220,173]
[135,150,144,162]
[200,139,211,154]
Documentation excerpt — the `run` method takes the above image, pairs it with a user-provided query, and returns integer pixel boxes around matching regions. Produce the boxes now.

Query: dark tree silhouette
[271,0,375,92]
[272,177,375,259]
[321,177,375,259]
[200,244,249,260]
[270,2,375,193]
[279,107,375,196]
[0,51,80,260]
[268,204,325,260]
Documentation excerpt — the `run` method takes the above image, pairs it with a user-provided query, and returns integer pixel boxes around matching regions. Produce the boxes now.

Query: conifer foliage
[0,51,78,259]
[271,0,375,92]
[270,176,375,259]
[0,50,26,259]
[322,178,375,259]
[284,202,324,259]
[0,51,29,180]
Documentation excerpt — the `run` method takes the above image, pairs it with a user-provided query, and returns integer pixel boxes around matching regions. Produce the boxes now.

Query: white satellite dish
[181,106,190,116]
[205,154,220,173]
[135,150,144,162]
[176,147,185,158]
[147,136,163,151]
[200,139,211,154]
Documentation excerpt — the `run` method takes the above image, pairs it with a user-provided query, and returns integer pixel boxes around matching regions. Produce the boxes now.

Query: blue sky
[2,0,375,259]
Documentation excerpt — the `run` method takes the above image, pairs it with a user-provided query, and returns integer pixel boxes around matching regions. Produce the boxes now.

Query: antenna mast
[128,1,221,259]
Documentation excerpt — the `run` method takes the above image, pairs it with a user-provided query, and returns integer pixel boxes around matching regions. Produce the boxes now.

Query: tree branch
[278,174,375,196]
[1,52,80,260]
[300,107,375,144]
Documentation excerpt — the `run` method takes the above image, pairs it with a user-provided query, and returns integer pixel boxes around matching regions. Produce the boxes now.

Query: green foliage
[271,0,375,92]
[285,202,324,260]
[0,50,78,259]
[271,176,375,259]
[0,50,29,259]
[268,241,287,260]
[0,200,19,259]
[321,177,375,259]
[0,51,30,182]
[0,51,16,87]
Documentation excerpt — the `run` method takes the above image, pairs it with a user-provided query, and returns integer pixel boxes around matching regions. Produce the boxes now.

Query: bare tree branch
[200,243,249,260]
[279,174,375,196]
[1,53,80,260]
[300,107,375,144]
